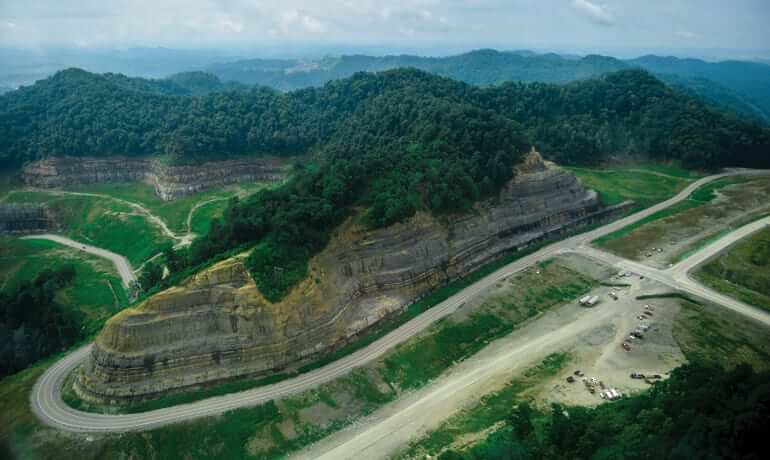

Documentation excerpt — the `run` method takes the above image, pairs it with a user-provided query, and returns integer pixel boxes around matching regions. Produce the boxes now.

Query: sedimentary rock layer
[76,152,624,402]
[22,156,288,200]
[0,203,56,234]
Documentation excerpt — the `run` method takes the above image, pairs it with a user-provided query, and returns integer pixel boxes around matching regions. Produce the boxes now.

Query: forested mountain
[206,49,770,123]
[23,66,758,300]
[656,74,768,123]
[84,69,244,97]
[2,66,767,170]
[207,50,628,88]
[628,55,770,121]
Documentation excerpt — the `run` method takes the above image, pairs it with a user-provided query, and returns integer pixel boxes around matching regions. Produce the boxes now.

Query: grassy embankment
[3,258,597,459]
[70,181,273,234]
[0,236,127,336]
[394,353,572,460]
[693,227,770,311]
[592,175,770,261]
[673,294,770,368]
[4,181,276,268]
[4,191,171,266]
[189,199,231,235]
[565,164,699,209]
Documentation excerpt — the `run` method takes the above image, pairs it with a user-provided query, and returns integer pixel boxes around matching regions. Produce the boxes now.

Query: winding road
[20,234,136,288]
[29,168,770,436]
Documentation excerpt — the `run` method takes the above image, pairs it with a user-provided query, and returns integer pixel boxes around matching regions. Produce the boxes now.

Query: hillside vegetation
[2,67,768,170]
[206,49,770,122]
[10,68,765,301]
[430,364,769,460]
[696,227,770,310]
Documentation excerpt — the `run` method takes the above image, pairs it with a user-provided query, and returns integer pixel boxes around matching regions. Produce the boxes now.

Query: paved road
[29,168,770,435]
[572,213,770,327]
[21,234,136,288]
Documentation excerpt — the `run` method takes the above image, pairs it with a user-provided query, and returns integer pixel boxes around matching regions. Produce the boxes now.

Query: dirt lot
[535,275,687,407]
[597,176,770,268]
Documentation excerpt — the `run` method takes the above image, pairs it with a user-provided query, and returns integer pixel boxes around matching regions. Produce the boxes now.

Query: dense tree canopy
[2,67,768,169]
[0,266,80,377]
[439,363,769,460]
[208,49,770,122]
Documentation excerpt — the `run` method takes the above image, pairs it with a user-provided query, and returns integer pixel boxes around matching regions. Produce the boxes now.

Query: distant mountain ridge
[205,49,770,123]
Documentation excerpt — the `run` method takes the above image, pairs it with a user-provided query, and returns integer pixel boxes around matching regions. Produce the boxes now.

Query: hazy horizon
[1,1,769,62]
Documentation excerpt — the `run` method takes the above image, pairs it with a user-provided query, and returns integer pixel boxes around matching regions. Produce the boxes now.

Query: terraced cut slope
[694,227,770,311]
[74,153,611,403]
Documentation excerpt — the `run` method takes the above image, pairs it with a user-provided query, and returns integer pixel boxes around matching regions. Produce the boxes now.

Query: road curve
[21,234,136,288]
[29,168,770,433]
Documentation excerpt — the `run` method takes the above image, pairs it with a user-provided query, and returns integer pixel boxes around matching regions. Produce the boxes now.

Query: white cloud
[220,19,243,33]
[676,30,700,39]
[572,0,614,26]
[279,9,326,34]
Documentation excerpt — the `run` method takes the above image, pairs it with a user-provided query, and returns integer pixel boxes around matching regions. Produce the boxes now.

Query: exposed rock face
[22,156,288,201]
[0,203,57,234]
[76,152,624,402]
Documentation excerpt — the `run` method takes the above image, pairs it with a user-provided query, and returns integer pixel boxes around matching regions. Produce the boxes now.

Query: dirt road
[20,234,136,288]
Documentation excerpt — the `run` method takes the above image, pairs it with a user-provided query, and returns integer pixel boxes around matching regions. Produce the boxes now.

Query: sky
[1,0,769,59]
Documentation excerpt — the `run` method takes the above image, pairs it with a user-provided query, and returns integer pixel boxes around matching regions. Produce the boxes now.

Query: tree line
[2,67,768,169]
[0,266,80,377]
[439,363,769,460]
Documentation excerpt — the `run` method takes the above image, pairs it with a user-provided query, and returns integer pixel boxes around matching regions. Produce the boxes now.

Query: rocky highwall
[0,203,57,234]
[75,152,624,402]
[21,156,288,201]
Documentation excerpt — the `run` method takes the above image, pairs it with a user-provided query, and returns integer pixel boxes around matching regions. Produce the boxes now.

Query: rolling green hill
[205,49,770,123]
[628,55,770,122]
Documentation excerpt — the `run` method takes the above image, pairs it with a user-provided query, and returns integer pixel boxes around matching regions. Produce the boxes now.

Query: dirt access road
[20,234,136,288]
[29,169,770,436]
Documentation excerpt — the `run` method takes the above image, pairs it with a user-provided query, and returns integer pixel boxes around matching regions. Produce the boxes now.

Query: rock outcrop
[22,156,288,201]
[75,151,624,402]
[0,203,57,234]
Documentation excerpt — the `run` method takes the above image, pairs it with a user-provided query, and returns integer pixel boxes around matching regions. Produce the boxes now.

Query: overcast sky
[1,0,769,57]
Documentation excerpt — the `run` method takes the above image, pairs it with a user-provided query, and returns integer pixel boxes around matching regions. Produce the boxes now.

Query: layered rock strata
[76,152,624,402]
[0,203,56,234]
[22,156,288,201]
